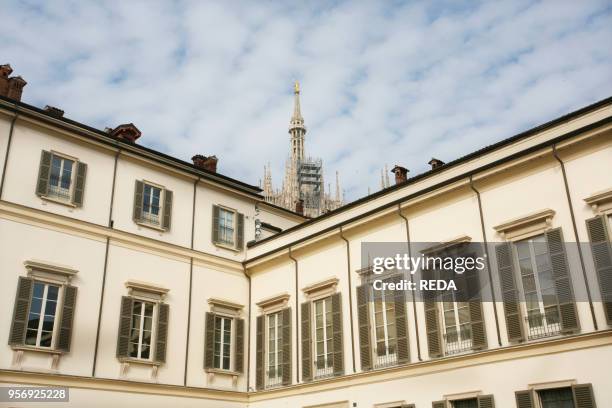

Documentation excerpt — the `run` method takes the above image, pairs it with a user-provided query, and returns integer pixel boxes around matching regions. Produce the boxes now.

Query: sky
[2,0,611,201]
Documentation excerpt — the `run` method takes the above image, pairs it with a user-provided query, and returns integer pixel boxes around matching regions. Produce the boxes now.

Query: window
[313,297,333,378]
[218,208,235,246]
[514,234,560,339]
[538,388,575,408]
[452,399,478,408]
[142,183,162,225]
[440,292,472,354]
[266,311,282,387]
[48,155,74,201]
[25,282,60,348]
[372,287,396,367]
[129,300,155,360]
[214,315,232,370]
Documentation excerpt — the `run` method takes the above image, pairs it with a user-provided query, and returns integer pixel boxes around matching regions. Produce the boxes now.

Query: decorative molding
[125,280,169,300]
[302,277,339,299]
[256,293,290,311]
[528,379,576,390]
[24,260,78,283]
[443,390,481,400]
[584,188,612,214]
[420,235,472,255]
[493,209,555,241]
[208,298,244,316]
[205,368,239,387]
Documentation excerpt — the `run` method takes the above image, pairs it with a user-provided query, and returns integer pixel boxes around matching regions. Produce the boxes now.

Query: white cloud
[1,0,611,200]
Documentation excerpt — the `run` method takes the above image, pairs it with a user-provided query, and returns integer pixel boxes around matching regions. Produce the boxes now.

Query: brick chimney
[44,105,64,118]
[295,199,304,215]
[0,64,27,101]
[192,154,218,173]
[428,158,445,170]
[111,123,141,143]
[391,165,409,185]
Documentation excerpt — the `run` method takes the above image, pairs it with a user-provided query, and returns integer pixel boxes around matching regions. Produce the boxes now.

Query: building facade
[262,82,344,218]
[1,68,611,407]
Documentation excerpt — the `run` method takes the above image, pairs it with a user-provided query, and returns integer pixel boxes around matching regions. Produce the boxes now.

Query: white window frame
[129,299,157,361]
[141,181,164,226]
[47,152,77,202]
[440,291,472,355]
[370,287,397,367]
[312,296,333,378]
[25,281,63,349]
[217,206,237,247]
[213,314,234,371]
[513,234,561,339]
[265,311,282,388]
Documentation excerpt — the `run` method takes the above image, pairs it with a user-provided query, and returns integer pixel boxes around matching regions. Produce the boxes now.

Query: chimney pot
[192,154,218,173]
[0,64,27,101]
[44,105,64,118]
[111,123,141,143]
[295,199,304,215]
[428,157,445,170]
[391,165,409,185]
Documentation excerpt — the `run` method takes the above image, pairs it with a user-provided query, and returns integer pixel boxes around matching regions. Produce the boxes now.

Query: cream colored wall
[0,112,11,187]
[258,203,303,231]
[2,119,116,226]
[186,262,249,390]
[0,218,106,377]
[93,243,190,385]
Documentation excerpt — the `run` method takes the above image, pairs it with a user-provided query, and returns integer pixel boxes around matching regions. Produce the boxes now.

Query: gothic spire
[290,80,305,131]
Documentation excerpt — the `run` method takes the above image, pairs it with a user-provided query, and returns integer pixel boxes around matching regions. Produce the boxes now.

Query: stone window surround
[302,277,339,301]
[256,292,290,314]
[584,187,612,215]
[136,179,167,233]
[213,204,241,252]
[39,150,79,209]
[12,260,79,371]
[494,209,556,242]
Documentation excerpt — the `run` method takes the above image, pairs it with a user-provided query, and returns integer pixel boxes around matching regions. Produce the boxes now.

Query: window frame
[128,298,157,361]
[213,314,234,371]
[217,206,237,247]
[140,181,165,227]
[369,285,397,367]
[265,311,282,387]
[25,280,63,349]
[439,291,472,355]
[537,386,575,408]
[312,296,333,378]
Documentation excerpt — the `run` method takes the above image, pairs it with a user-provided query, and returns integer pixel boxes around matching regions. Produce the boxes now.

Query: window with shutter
[9,277,34,346]
[301,301,313,382]
[36,150,87,206]
[357,283,372,371]
[496,242,524,342]
[311,296,334,379]
[585,215,612,325]
[255,315,265,390]
[234,318,245,373]
[371,276,398,368]
[266,311,283,388]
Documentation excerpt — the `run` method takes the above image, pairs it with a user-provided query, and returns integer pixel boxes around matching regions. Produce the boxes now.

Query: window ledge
[136,221,166,232]
[494,209,555,240]
[118,358,161,367]
[39,195,76,208]
[213,242,241,252]
[11,345,64,355]
[205,368,240,376]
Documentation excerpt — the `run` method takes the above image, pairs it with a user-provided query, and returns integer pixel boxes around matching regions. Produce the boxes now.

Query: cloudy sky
[2,1,611,201]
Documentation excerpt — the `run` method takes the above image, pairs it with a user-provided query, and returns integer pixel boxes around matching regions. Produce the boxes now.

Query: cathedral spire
[290,80,305,130]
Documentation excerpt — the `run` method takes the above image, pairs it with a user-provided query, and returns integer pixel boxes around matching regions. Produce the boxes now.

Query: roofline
[247,95,612,252]
[258,200,308,220]
[0,95,263,198]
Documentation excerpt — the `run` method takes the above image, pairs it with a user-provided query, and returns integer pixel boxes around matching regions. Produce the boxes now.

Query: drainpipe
[552,145,597,330]
[288,247,299,382]
[107,149,121,228]
[339,226,357,372]
[469,176,502,347]
[0,108,19,199]
[243,263,252,392]
[396,204,422,361]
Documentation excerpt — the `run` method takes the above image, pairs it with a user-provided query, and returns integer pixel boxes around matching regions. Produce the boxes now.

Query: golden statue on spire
[294,80,300,93]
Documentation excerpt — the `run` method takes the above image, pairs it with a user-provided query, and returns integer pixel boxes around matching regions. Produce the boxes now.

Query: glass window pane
[33,283,44,299]
[30,297,42,314]
[47,285,59,301]
[28,313,40,330]
[516,242,530,259]
[25,329,37,345]
[141,344,150,359]
[40,332,53,347]
[42,315,55,331]
[45,300,57,317]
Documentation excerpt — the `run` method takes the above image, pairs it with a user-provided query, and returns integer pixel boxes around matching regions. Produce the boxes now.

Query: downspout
[552,145,597,330]
[469,176,502,347]
[339,226,357,372]
[92,237,110,377]
[0,108,18,199]
[107,149,121,228]
[396,204,422,361]
[184,177,199,385]
[288,247,299,382]
[244,264,252,392]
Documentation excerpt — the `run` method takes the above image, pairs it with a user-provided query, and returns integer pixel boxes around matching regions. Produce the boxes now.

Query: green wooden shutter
[236,212,244,250]
[281,307,292,386]
[331,292,344,375]
[116,296,134,358]
[356,284,372,371]
[255,315,264,390]
[477,394,495,408]
[465,267,487,350]
[432,401,446,408]
[515,390,534,408]
[9,277,33,345]
[35,150,52,196]
[235,318,245,373]
[572,383,596,408]
[301,301,312,381]
[424,280,442,358]
[57,285,77,352]
[204,312,215,369]
[212,205,221,244]
[155,303,169,363]
[394,276,410,364]
[545,228,579,333]
[162,189,173,231]
[586,215,612,325]
[72,161,87,207]
[495,242,524,342]
[133,181,144,222]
